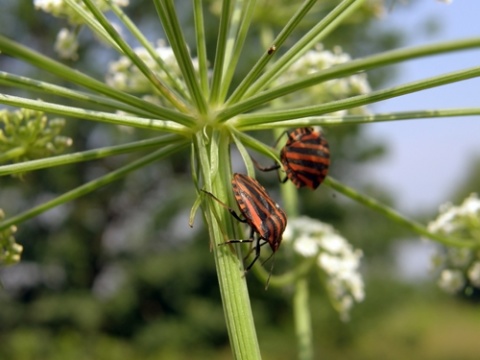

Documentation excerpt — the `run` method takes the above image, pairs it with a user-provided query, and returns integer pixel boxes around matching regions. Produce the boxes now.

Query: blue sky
[364,1,480,214]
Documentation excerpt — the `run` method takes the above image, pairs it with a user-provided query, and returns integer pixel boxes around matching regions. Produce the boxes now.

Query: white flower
[468,262,480,287]
[54,28,79,60]
[428,193,480,295]
[113,0,129,6]
[35,0,128,25]
[458,193,480,216]
[34,0,64,12]
[275,45,370,115]
[319,232,348,254]
[318,253,343,274]
[105,42,200,107]
[438,269,465,294]
[286,216,364,321]
[293,234,319,257]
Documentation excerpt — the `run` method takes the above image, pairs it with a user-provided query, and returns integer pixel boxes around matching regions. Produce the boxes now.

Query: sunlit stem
[193,128,262,359]
[324,177,480,248]
[0,142,189,231]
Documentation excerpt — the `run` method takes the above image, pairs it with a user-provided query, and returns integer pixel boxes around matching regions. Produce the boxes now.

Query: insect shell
[232,173,286,252]
[231,173,287,271]
[202,174,287,272]
[267,45,276,55]
[280,127,330,190]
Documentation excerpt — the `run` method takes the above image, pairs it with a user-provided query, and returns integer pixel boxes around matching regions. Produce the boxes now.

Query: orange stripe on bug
[255,127,330,190]
[202,173,287,277]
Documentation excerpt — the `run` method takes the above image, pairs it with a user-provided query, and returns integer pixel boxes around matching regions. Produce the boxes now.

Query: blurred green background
[1,0,480,359]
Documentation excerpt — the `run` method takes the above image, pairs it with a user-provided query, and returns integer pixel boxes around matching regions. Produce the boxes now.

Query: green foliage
[0,209,22,265]
[1,0,479,359]
[0,109,71,165]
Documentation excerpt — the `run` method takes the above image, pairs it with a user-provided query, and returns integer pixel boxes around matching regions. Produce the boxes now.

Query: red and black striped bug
[256,127,330,190]
[202,173,287,272]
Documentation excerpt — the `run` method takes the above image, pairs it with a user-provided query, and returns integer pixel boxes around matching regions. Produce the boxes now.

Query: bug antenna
[260,250,276,290]
[265,253,276,290]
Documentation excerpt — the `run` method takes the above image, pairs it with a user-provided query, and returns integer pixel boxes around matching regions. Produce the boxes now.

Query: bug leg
[253,157,286,184]
[252,157,281,172]
[220,227,255,248]
[201,189,247,223]
[244,239,270,272]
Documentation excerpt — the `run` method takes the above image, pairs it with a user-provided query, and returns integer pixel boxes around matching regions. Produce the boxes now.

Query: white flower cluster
[276,45,371,115]
[54,28,79,60]
[105,42,199,107]
[428,193,480,294]
[284,216,364,321]
[0,209,22,266]
[34,0,129,25]
[34,0,129,59]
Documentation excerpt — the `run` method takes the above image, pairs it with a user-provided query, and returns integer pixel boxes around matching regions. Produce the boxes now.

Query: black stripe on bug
[254,127,330,190]
[202,173,287,275]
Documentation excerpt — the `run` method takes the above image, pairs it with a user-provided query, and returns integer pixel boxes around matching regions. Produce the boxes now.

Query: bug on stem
[256,127,330,190]
[202,173,287,272]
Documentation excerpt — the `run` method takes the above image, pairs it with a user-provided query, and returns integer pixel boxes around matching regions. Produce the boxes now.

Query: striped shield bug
[255,127,330,190]
[202,173,287,272]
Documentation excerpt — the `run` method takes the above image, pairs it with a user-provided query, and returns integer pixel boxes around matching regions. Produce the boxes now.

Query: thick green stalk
[194,128,261,359]
[276,138,314,360]
[294,278,314,360]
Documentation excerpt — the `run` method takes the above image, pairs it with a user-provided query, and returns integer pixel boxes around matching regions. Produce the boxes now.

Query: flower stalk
[194,128,262,359]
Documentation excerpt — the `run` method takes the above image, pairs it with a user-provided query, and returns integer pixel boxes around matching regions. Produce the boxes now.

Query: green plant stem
[0,142,189,231]
[107,0,190,99]
[324,176,480,248]
[0,147,26,163]
[152,0,208,114]
[0,71,157,118]
[208,0,232,104]
[0,36,194,125]
[276,143,314,360]
[294,278,314,360]
[63,0,122,51]
[194,128,261,359]
[226,0,318,104]
[265,256,317,288]
[233,130,280,161]
[83,0,189,113]
[235,66,480,126]
[0,94,190,134]
[238,108,480,130]
[240,0,366,101]
[218,0,258,102]
[220,37,480,120]
[0,134,184,176]
[193,0,209,94]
